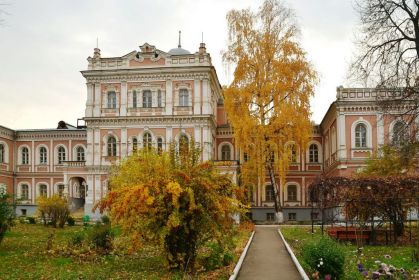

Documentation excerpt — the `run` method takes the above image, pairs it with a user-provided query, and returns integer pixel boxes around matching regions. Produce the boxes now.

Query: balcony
[63,161,86,167]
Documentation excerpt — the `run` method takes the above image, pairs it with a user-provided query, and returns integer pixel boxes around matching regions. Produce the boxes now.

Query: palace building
[0,41,417,222]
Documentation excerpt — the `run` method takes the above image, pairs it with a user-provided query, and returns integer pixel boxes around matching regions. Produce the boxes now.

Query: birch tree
[223,0,317,220]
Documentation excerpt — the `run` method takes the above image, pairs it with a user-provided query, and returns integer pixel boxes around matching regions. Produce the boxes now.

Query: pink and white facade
[0,42,417,221]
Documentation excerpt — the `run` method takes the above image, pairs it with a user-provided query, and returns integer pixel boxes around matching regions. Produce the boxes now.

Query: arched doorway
[67,176,87,212]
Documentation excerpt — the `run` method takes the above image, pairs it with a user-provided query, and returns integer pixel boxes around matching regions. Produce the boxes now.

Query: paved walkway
[238,225,301,280]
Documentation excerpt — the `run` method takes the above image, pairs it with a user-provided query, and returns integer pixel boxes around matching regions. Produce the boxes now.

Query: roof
[168,47,191,55]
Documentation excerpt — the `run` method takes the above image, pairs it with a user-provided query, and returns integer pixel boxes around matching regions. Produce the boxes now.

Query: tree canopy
[95,145,245,271]
[223,0,317,210]
[351,0,419,133]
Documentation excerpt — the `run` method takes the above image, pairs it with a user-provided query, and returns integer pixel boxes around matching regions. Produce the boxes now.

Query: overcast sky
[0,0,358,129]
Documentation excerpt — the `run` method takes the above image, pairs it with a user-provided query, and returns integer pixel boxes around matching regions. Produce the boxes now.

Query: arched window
[39,147,47,164]
[22,147,29,165]
[221,145,231,160]
[132,90,137,108]
[289,144,297,163]
[107,136,117,156]
[287,185,297,201]
[179,89,189,106]
[132,137,138,152]
[0,144,4,163]
[179,135,189,155]
[76,146,85,161]
[355,123,367,148]
[58,146,66,164]
[39,184,47,197]
[392,121,408,146]
[57,184,65,197]
[157,137,163,154]
[21,184,29,200]
[309,144,319,163]
[143,132,152,149]
[107,91,117,108]
[143,90,152,108]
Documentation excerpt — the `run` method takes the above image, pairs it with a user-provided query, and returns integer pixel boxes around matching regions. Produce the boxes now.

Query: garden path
[237,225,301,280]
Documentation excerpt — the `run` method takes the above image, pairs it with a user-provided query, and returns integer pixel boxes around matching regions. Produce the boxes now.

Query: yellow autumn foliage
[223,0,318,204]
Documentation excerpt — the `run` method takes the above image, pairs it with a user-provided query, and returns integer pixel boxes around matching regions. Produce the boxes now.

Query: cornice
[15,130,87,141]
[84,115,217,128]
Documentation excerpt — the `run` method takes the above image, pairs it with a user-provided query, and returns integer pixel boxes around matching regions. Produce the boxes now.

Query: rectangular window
[311,212,319,220]
[265,185,275,202]
[179,89,188,106]
[288,213,297,221]
[107,91,117,109]
[157,90,162,107]
[133,90,137,108]
[287,185,297,201]
[266,213,275,221]
[143,90,152,108]
[21,209,27,216]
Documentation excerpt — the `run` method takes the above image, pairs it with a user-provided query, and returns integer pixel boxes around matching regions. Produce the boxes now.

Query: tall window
[243,152,249,162]
[107,91,117,108]
[57,184,65,197]
[392,121,408,146]
[58,146,66,164]
[0,144,4,163]
[132,137,138,152]
[265,185,275,202]
[22,147,29,165]
[289,144,297,163]
[287,185,297,201]
[76,146,85,161]
[107,136,117,156]
[143,132,152,149]
[221,145,231,160]
[39,184,47,197]
[309,144,319,163]
[179,89,189,106]
[355,123,367,148]
[143,90,152,108]
[132,90,137,108]
[21,184,29,200]
[179,135,189,155]
[157,137,163,154]
[39,147,47,164]
[157,90,162,107]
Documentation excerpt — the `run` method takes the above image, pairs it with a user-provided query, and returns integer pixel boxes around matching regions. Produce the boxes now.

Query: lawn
[280,226,419,279]
[0,222,252,280]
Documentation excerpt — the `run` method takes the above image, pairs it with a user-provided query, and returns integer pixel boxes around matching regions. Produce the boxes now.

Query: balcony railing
[63,161,86,167]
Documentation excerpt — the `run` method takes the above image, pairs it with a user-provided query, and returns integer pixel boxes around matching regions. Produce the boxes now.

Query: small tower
[93,48,101,59]
[199,32,206,55]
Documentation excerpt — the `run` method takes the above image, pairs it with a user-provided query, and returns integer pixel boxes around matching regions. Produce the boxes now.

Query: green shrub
[101,215,110,225]
[302,237,345,279]
[0,194,15,244]
[69,231,85,246]
[88,223,114,251]
[27,217,36,224]
[203,242,224,270]
[67,216,75,226]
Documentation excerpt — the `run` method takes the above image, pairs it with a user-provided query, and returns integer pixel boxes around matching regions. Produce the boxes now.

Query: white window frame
[20,146,30,165]
[37,145,49,165]
[218,142,234,161]
[107,91,117,109]
[142,90,152,108]
[179,88,189,107]
[351,119,372,149]
[0,141,9,164]
[56,145,67,165]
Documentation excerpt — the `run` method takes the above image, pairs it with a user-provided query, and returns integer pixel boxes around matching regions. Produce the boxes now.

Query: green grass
[280,226,419,279]
[0,223,252,280]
